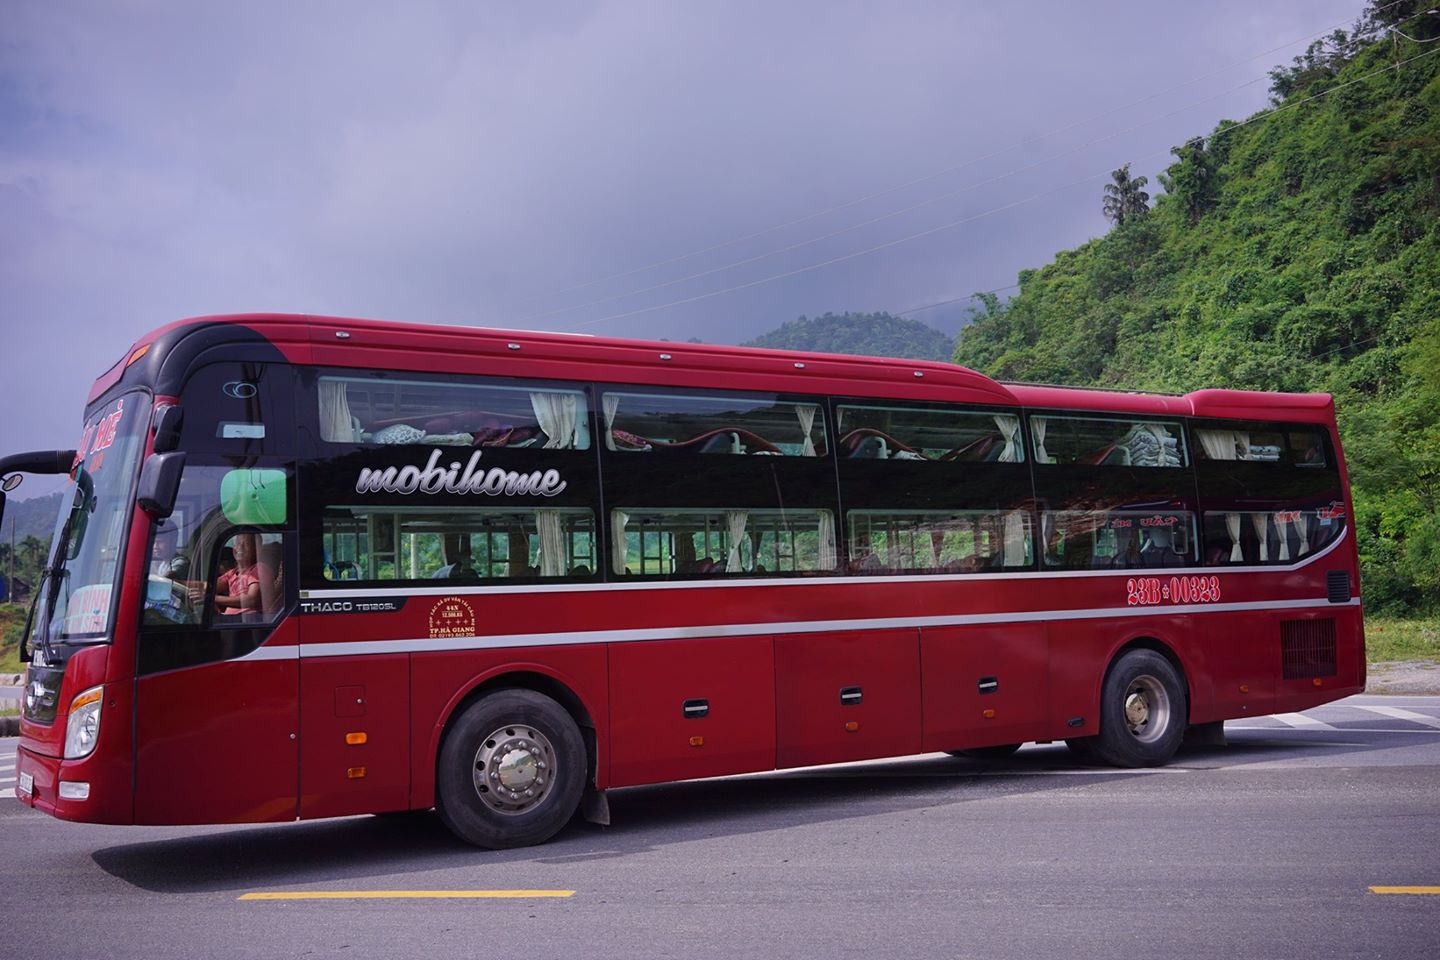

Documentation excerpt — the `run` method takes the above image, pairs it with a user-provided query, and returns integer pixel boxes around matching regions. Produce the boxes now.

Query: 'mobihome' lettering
[356,449,567,497]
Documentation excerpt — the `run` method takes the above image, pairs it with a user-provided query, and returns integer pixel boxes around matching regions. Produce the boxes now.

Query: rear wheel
[948,743,1023,760]
[1092,649,1187,768]
[435,689,586,849]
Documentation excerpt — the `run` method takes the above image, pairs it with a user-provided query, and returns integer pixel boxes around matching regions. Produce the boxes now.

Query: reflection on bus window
[1032,416,1185,468]
[1042,510,1196,569]
[836,405,1023,463]
[318,372,590,450]
[1202,508,1344,564]
[322,506,595,581]
[601,390,825,456]
[610,509,836,576]
[846,510,1032,572]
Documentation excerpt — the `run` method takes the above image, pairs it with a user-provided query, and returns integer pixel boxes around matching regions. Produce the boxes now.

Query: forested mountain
[955,1,1440,613]
[743,311,954,361]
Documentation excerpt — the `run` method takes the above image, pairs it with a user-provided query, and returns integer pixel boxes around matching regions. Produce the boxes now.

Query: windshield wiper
[32,468,92,663]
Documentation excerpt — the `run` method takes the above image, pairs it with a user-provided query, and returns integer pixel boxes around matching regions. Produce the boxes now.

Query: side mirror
[152,405,184,453]
[137,451,186,518]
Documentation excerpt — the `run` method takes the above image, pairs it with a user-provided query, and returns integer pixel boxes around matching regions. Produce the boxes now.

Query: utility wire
[515,0,1422,312]
[558,45,1440,332]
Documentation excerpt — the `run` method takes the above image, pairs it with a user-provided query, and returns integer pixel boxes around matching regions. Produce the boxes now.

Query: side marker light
[346,767,367,780]
[345,732,367,745]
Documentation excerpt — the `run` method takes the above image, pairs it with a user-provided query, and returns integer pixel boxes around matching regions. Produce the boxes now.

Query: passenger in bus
[259,541,284,613]
[212,547,237,612]
[212,533,277,617]
[434,535,479,580]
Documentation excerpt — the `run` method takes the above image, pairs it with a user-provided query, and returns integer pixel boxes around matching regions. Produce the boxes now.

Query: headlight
[64,685,104,760]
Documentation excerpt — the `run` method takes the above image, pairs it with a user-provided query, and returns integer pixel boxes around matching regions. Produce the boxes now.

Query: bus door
[133,463,299,824]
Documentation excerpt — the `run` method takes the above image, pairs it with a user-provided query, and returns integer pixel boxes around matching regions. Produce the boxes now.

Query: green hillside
[956,4,1440,614]
[744,311,954,361]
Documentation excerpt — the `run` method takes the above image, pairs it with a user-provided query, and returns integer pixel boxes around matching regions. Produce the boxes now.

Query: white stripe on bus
[239,597,1361,661]
[300,525,1351,600]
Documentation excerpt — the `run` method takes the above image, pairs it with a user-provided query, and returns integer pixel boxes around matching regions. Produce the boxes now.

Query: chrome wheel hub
[472,724,556,816]
[1123,675,1170,744]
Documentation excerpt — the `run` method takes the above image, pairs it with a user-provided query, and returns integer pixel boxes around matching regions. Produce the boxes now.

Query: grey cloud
[2,0,1360,454]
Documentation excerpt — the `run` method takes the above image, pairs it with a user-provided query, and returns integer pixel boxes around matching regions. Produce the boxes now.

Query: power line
[558,45,1440,332]
[895,285,1020,318]
[515,0,1421,312]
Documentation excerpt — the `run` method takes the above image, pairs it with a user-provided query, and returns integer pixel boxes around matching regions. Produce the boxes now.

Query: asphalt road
[3,694,1439,960]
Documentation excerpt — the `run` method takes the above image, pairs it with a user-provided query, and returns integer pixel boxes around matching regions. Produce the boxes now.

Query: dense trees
[956,13,1440,613]
[743,311,954,361]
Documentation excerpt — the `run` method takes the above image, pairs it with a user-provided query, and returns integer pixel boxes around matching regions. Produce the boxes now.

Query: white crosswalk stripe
[1272,712,1337,729]
[1351,704,1440,729]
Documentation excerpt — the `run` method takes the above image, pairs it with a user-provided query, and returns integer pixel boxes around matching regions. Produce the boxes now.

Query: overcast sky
[2,0,1362,463]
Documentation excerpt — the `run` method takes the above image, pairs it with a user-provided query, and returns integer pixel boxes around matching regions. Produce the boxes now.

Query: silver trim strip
[239,596,1361,661]
[301,525,1351,600]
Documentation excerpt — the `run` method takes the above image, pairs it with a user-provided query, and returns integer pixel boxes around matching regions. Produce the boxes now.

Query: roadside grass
[0,704,18,718]
[1365,616,1440,664]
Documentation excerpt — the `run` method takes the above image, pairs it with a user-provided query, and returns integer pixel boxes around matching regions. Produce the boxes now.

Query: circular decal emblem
[428,596,477,639]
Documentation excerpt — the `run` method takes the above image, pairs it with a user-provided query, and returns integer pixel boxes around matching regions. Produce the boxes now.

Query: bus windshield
[29,392,148,644]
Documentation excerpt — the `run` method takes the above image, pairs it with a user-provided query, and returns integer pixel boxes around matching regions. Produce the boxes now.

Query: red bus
[3,314,1364,848]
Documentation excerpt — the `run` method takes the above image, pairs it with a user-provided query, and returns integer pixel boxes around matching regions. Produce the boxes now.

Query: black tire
[948,743,1023,760]
[1064,737,1101,764]
[435,689,586,849]
[1092,649,1187,768]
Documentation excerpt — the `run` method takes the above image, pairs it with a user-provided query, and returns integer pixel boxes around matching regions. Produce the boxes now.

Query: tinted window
[611,509,834,576]
[318,371,591,450]
[1032,415,1186,468]
[847,509,1032,572]
[179,363,296,455]
[1042,509,1196,570]
[836,404,1022,462]
[601,389,824,456]
[323,505,596,581]
[1201,507,1345,565]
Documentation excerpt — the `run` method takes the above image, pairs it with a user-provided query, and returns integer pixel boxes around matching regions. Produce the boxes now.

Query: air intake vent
[1326,570,1351,604]
[1281,619,1337,680]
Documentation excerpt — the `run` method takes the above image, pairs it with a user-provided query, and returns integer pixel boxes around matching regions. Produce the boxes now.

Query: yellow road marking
[239,890,574,901]
[1368,886,1440,895]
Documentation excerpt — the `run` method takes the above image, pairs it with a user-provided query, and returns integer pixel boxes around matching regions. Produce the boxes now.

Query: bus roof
[88,313,1334,423]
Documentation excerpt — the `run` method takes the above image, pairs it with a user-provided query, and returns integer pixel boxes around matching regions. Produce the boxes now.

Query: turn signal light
[982,709,996,719]
[844,721,859,732]
[1313,678,1324,687]
[689,736,704,747]
[345,732,367,745]
[346,767,367,779]
[1239,684,1250,694]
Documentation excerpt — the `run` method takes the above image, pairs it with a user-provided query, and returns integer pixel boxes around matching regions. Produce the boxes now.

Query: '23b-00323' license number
[1126,575,1221,606]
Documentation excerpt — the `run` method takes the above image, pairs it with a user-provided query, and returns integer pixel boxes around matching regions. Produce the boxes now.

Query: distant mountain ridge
[2,491,61,543]
[742,311,955,362]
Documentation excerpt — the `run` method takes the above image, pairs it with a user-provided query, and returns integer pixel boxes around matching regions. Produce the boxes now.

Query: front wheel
[1092,649,1187,768]
[435,689,586,849]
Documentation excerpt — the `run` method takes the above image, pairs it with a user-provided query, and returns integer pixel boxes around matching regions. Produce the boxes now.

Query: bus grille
[1280,619,1337,679]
